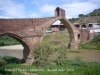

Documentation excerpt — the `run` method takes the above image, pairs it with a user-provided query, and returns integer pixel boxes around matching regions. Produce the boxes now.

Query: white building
[89,23,100,33]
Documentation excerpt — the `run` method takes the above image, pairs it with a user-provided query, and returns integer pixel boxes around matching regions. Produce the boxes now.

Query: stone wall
[79,29,90,43]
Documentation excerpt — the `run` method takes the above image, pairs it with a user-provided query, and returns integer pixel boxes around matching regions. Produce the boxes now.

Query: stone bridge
[0,7,80,64]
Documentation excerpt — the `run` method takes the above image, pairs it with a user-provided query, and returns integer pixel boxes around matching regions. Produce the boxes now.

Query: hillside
[75,16,100,23]
[69,8,100,23]
[87,8,100,16]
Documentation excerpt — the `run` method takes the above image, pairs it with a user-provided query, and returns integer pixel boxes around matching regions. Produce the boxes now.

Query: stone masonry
[0,7,80,64]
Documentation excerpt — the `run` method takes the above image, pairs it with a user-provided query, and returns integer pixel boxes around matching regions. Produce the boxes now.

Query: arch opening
[60,19,76,47]
[0,33,30,62]
[43,17,78,50]
[44,18,75,49]
[47,20,67,32]
[81,25,86,30]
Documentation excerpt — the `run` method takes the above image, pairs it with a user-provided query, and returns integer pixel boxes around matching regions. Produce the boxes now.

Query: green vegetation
[0,31,100,75]
[34,43,68,67]
[0,56,100,75]
[34,31,69,67]
[0,56,24,75]
[0,57,7,66]
[69,18,79,23]
[88,8,100,16]
[79,36,100,50]
[69,8,100,23]
[0,56,24,66]
[0,35,20,46]
[42,31,69,45]
[78,8,100,18]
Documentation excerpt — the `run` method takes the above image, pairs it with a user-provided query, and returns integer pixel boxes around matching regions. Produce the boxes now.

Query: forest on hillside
[69,8,100,23]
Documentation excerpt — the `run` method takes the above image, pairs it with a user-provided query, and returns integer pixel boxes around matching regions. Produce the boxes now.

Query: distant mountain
[69,8,100,23]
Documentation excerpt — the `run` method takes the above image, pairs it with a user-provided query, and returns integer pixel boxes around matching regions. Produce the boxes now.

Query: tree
[79,14,84,18]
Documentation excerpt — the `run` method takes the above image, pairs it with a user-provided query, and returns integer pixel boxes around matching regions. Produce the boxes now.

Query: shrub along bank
[79,36,100,50]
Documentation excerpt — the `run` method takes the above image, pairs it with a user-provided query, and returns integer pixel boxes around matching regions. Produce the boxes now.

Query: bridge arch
[0,33,31,62]
[43,17,79,50]
[81,24,86,30]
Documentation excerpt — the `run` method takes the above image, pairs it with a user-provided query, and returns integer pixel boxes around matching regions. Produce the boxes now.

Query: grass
[0,56,100,75]
[79,36,100,50]
[42,31,70,46]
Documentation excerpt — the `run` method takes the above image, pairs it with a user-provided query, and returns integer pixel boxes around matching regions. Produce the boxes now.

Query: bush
[33,43,54,67]
[0,57,7,66]
[79,36,100,50]
[67,57,87,67]
[54,45,68,65]
[3,56,20,64]
[33,43,68,67]
[0,41,4,46]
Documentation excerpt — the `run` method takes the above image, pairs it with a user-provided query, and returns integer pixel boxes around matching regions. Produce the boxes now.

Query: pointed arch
[0,33,30,61]
[43,17,79,49]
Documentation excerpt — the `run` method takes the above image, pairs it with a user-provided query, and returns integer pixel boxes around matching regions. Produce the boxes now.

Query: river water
[0,45,23,59]
[0,45,100,62]
[68,49,100,62]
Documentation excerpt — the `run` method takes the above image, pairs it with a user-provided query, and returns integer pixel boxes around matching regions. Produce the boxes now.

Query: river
[68,49,100,62]
[0,45,23,59]
[0,45,100,62]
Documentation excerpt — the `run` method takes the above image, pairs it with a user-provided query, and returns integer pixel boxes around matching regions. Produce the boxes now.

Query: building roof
[52,24,64,25]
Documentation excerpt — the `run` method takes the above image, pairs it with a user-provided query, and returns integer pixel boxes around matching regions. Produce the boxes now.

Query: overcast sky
[0,0,100,19]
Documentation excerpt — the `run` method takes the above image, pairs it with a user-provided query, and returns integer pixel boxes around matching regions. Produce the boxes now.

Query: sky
[0,0,100,19]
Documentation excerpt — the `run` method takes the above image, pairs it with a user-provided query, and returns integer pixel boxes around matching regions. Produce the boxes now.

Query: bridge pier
[69,31,80,50]
[70,42,78,50]
[22,36,42,64]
